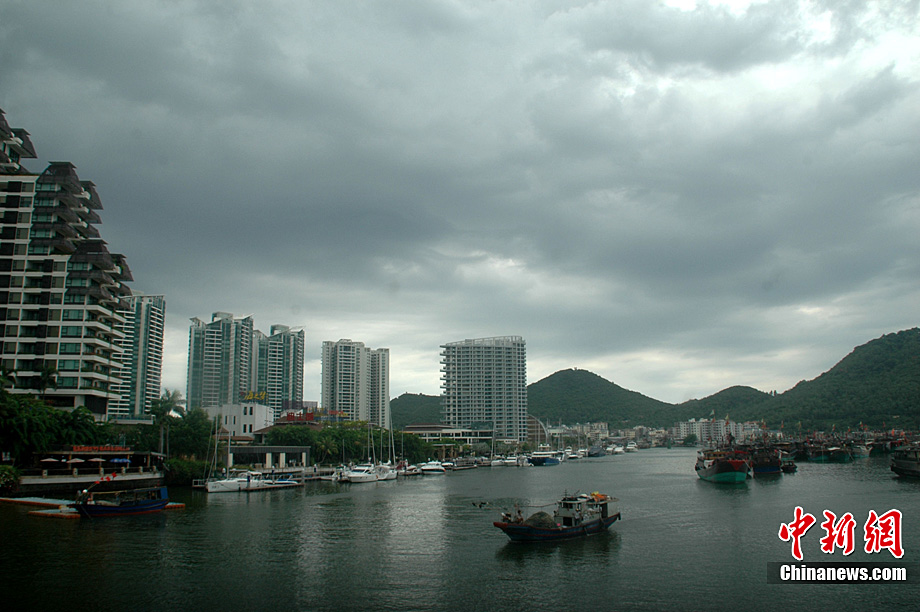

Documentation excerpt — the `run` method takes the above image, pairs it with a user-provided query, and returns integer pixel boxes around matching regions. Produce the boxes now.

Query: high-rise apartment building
[440,336,528,442]
[252,324,305,420]
[109,294,166,419]
[1,109,134,418]
[321,339,390,427]
[187,313,304,419]
[187,312,253,410]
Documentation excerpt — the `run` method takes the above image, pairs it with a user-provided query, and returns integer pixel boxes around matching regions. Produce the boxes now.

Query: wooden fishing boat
[71,486,169,518]
[695,449,750,483]
[493,491,620,542]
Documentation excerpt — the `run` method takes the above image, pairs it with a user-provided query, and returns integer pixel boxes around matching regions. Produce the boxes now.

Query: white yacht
[343,463,378,483]
[420,460,447,474]
[206,470,271,493]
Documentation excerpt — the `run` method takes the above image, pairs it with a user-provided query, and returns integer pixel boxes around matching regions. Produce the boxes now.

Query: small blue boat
[494,492,620,542]
[71,486,169,518]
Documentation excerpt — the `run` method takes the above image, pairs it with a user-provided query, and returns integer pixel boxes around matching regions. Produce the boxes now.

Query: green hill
[526,368,676,427]
[391,393,441,429]
[390,328,920,432]
[750,328,920,430]
[677,386,774,423]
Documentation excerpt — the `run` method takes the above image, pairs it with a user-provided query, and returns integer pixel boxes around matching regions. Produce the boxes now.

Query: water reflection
[495,530,621,564]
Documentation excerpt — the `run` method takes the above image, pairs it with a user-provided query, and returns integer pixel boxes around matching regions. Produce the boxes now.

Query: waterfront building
[670,418,756,445]
[402,423,493,447]
[0,109,133,419]
[187,312,254,410]
[321,339,390,427]
[204,402,274,440]
[187,312,305,422]
[252,324,305,420]
[440,336,528,443]
[109,294,166,419]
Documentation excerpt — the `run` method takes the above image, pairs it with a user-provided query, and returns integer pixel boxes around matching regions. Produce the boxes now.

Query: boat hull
[696,459,749,483]
[529,456,560,466]
[72,487,169,518]
[494,513,621,542]
[891,448,920,478]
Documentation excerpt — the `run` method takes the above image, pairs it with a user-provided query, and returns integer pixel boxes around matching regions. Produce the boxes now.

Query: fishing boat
[493,491,620,542]
[749,447,782,476]
[71,486,169,518]
[890,445,920,478]
[695,449,750,483]
[779,453,798,473]
[850,444,871,459]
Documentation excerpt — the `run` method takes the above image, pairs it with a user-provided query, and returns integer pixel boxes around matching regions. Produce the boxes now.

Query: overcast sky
[2,0,918,405]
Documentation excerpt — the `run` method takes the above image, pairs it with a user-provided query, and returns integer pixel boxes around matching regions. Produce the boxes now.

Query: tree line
[0,383,448,488]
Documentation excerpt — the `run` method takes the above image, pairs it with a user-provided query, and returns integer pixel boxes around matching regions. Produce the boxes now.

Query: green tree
[36,364,58,403]
[149,389,185,455]
[0,364,15,396]
[168,408,213,460]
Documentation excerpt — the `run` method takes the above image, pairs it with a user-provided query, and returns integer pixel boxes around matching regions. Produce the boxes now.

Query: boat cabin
[553,493,612,527]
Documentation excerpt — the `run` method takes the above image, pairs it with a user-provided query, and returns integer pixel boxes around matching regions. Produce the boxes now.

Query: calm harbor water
[3,447,919,611]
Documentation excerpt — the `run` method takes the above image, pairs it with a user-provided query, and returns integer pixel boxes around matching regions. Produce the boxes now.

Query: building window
[58,377,78,389]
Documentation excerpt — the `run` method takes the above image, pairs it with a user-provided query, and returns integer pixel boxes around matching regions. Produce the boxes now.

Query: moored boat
[395,460,421,476]
[71,486,169,518]
[206,470,261,492]
[528,451,560,466]
[890,445,920,478]
[493,491,620,542]
[850,444,870,459]
[750,447,782,476]
[780,457,798,473]
[343,463,379,483]
[695,449,750,483]
[420,460,447,474]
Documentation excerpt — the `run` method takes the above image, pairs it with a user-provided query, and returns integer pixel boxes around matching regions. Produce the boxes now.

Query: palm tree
[149,389,186,455]
[36,364,58,404]
[0,364,15,397]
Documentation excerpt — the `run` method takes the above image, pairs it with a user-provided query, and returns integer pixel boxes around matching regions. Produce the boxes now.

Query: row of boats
[695,442,920,483]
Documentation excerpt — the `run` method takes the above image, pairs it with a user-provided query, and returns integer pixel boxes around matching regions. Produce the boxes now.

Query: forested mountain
[391,328,920,431]
[747,328,920,430]
[390,393,441,430]
[526,368,676,427]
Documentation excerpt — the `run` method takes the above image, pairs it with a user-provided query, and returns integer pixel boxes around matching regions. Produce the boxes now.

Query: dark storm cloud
[1,0,917,403]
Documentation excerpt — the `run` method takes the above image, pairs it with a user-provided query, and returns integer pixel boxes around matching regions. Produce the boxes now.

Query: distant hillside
[754,328,920,430]
[677,386,774,422]
[391,393,441,429]
[526,368,678,427]
[391,328,920,432]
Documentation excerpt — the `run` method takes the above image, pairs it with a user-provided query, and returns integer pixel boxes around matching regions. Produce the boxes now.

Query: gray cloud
[2,0,917,405]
